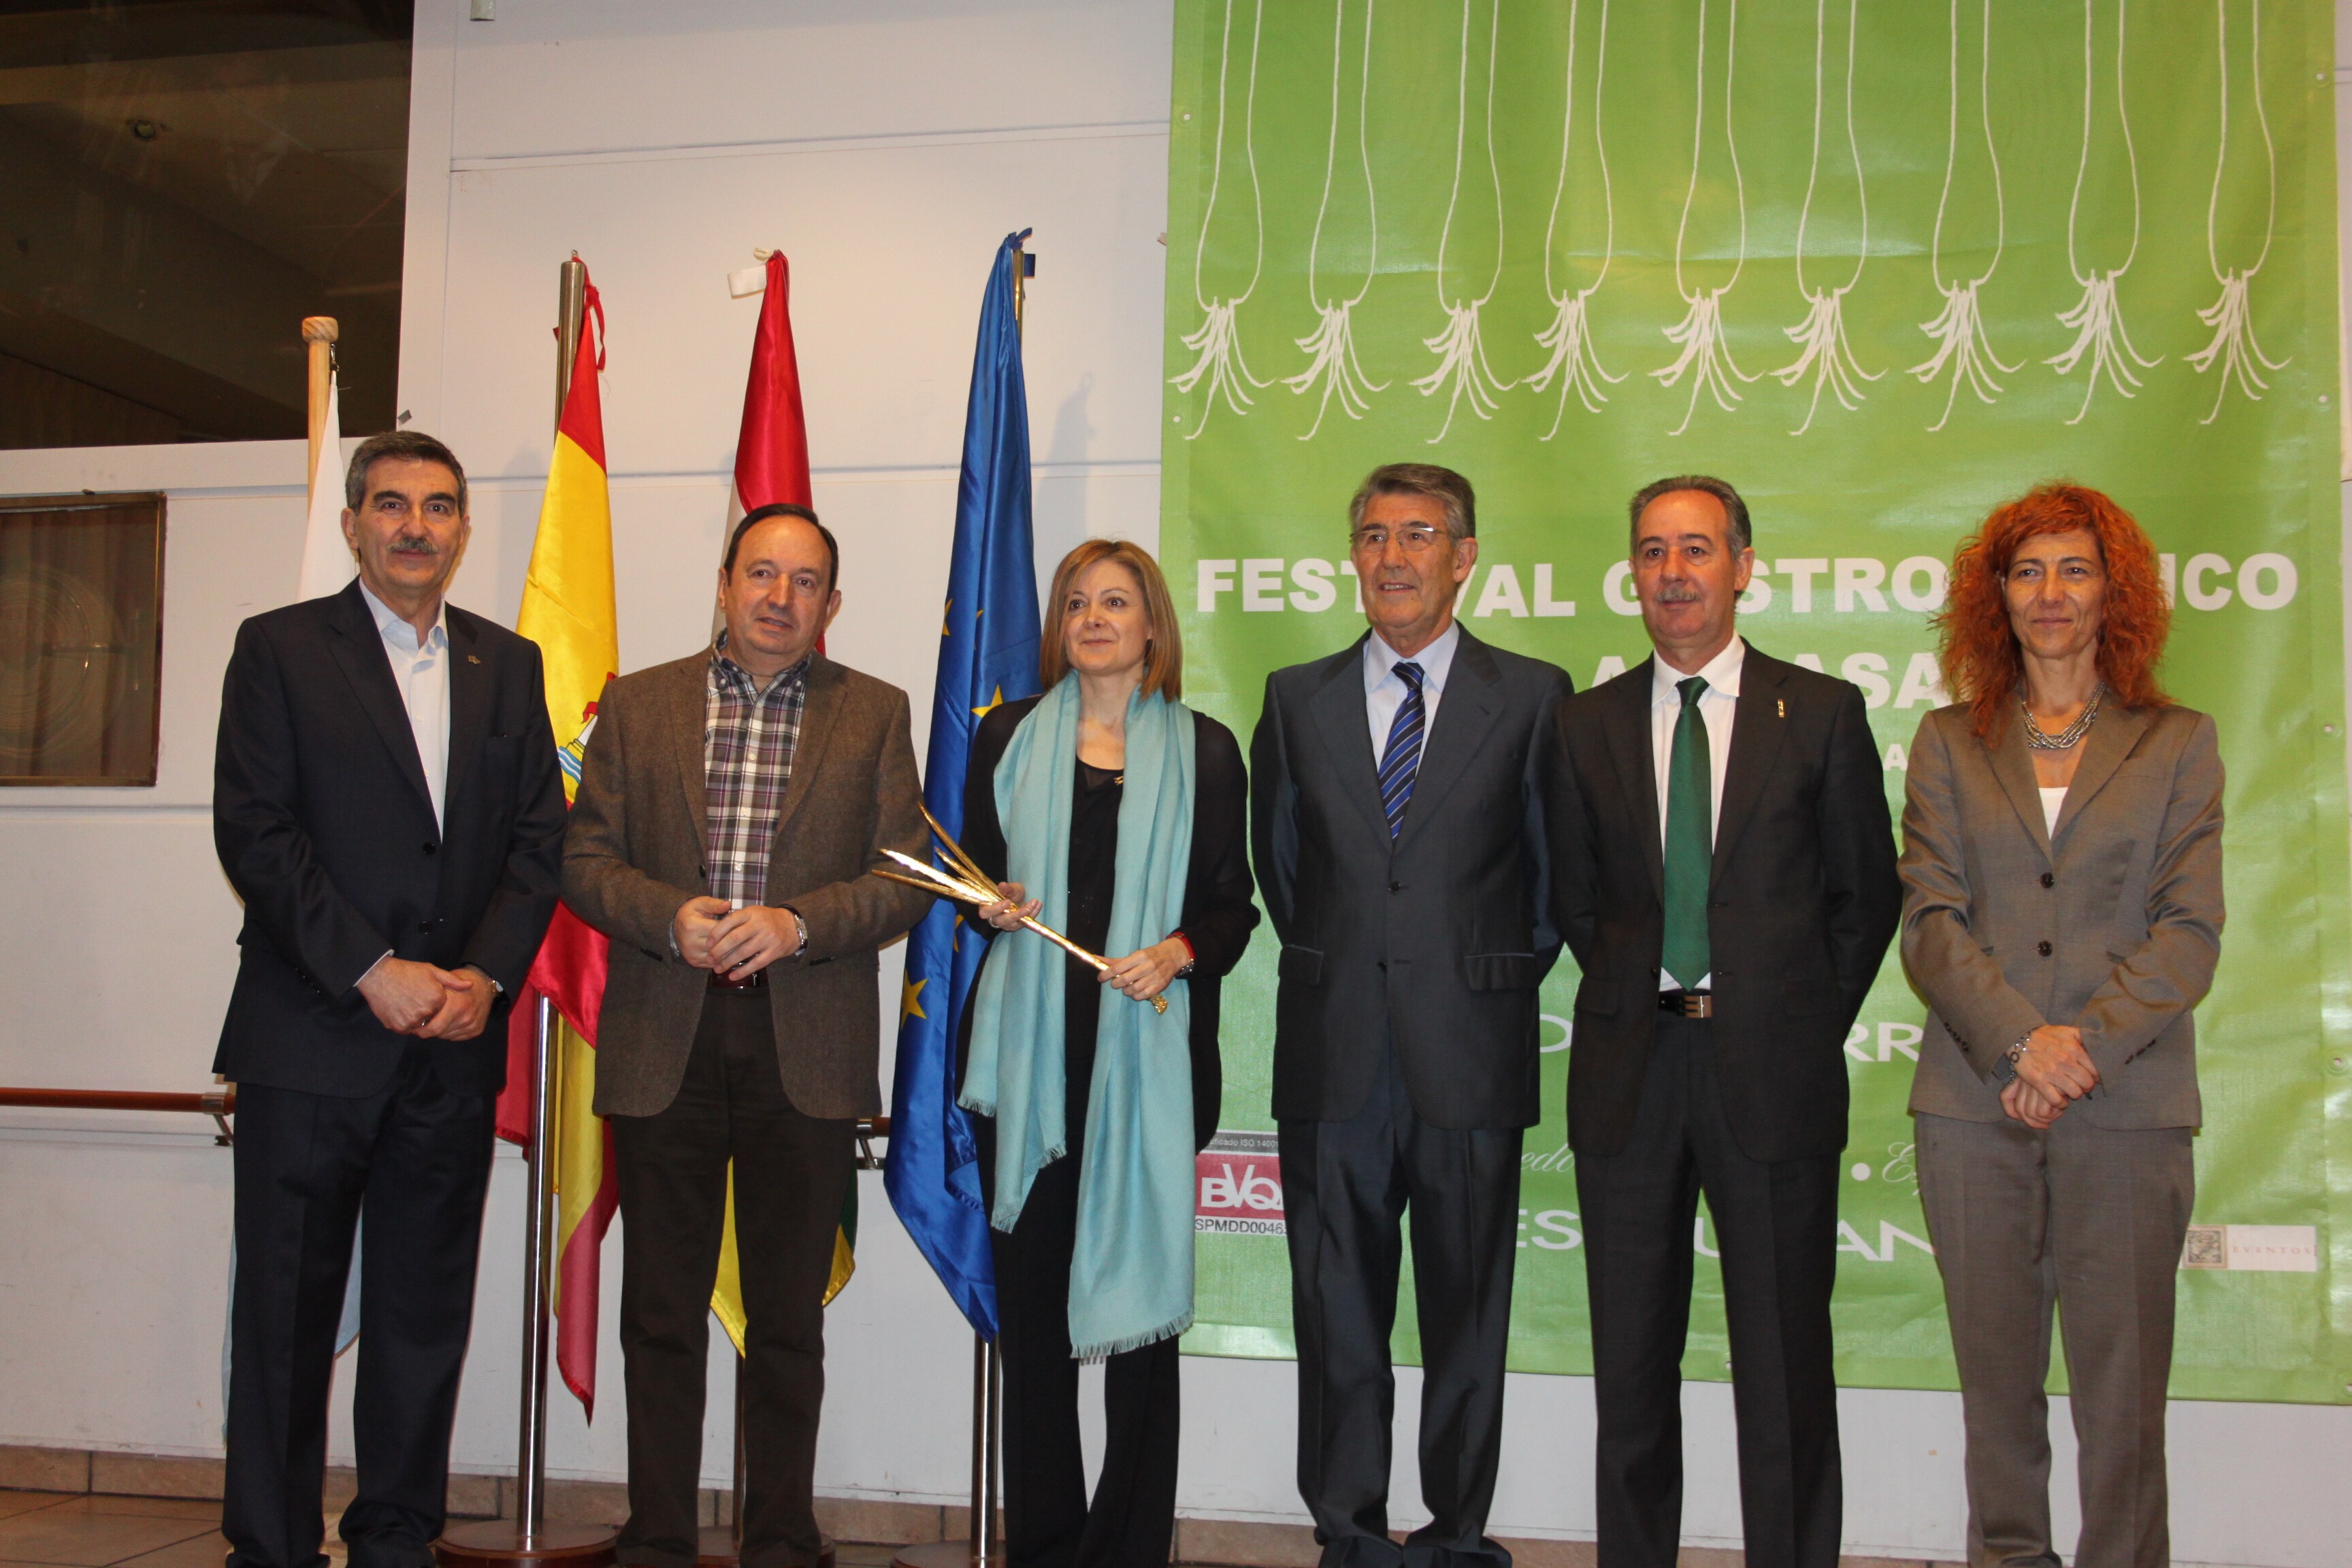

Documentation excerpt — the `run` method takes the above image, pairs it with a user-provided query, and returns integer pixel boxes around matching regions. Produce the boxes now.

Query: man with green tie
[1550,476,1900,1568]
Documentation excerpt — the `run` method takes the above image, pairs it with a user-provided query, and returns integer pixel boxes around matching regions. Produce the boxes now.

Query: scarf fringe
[1072,1309,1195,1365]
[985,1138,1068,1233]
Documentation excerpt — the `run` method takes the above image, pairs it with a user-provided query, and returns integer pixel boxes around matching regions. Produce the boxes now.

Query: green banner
[1160,0,2349,1402]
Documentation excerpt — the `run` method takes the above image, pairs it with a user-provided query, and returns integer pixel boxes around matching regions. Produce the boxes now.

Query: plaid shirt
[704,636,810,907]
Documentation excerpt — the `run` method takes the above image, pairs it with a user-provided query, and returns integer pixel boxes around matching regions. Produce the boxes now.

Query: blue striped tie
[1377,661,1427,839]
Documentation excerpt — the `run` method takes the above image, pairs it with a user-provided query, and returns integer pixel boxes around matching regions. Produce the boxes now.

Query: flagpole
[555,256,587,433]
[432,259,616,1568]
[893,236,1036,1568]
[517,256,588,1544]
[302,317,337,498]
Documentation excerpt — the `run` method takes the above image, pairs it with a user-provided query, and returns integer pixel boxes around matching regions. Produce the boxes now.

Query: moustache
[1652,583,1705,604]
[387,537,439,557]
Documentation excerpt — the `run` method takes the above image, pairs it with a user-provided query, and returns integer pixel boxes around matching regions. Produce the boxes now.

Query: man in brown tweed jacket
[563,502,931,1568]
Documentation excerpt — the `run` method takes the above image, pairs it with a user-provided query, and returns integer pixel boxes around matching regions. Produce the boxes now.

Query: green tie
[1661,676,1713,990]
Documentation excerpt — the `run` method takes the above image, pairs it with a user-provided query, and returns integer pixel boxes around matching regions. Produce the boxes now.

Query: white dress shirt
[1651,634,1745,990]
[1362,620,1461,760]
[359,579,452,830]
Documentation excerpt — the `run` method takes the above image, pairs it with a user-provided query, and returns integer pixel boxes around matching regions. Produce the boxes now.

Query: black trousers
[983,1126,1182,1568]
[1279,1042,1523,1568]
[609,991,854,1568]
[1575,1016,1842,1568]
[223,1046,496,1568]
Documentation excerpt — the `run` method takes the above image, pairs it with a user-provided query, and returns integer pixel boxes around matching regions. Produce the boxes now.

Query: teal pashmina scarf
[960,675,1197,1360]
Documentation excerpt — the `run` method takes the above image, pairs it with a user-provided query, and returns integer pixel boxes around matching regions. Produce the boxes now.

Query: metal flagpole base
[891,1543,982,1568]
[433,1521,617,1568]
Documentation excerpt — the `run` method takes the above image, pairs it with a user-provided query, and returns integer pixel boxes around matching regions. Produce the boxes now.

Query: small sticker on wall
[2181,1224,2319,1272]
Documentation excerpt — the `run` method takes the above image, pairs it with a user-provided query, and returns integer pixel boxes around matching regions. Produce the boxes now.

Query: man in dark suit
[213,431,566,1568]
[1552,476,1900,1568]
[1252,463,1573,1568]
[561,503,931,1568]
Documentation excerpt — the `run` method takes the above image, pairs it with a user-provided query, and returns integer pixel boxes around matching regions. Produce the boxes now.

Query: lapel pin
[1776,698,1786,719]
[467,654,482,664]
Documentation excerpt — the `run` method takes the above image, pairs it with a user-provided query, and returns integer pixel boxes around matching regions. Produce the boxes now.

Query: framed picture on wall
[0,492,165,786]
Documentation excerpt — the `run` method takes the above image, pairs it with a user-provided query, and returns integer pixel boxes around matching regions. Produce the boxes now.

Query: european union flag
[883,230,1041,1337]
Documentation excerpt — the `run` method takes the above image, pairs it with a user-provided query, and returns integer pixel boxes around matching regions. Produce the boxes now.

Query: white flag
[295,372,353,600]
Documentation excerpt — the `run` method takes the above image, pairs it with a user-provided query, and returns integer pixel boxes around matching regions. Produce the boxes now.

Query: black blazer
[212,580,568,1098]
[959,696,1258,1152]
[1553,644,1900,1162]
[1252,627,1573,1131]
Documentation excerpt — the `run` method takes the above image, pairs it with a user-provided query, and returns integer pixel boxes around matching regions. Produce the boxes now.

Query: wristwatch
[1991,1032,2034,1085]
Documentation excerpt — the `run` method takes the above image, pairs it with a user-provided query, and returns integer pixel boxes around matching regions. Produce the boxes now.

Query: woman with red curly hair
[1898,483,2223,1568]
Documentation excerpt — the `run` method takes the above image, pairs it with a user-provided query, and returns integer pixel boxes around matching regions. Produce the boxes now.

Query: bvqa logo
[1197,1131,1285,1237]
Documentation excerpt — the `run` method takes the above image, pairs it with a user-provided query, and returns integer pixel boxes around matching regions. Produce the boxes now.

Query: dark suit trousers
[224,1047,496,1568]
[981,1123,1182,1568]
[1280,1041,1523,1568]
[1576,1017,1842,1568]
[610,990,853,1568]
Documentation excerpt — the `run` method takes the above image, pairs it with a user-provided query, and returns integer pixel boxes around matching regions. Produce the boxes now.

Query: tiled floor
[0,1493,233,1568]
[0,1500,936,1568]
[0,1497,900,1568]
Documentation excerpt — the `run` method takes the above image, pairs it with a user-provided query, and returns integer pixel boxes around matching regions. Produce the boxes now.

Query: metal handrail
[0,1088,889,1162]
[0,1086,236,1141]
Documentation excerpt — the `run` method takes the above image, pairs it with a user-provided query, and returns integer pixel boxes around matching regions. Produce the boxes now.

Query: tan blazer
[1899,700,2223,1128]
[562,649,932,1120]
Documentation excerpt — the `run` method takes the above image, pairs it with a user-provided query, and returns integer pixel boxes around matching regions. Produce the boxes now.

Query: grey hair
[344,431,469,517]
[1628,474,1751,554]
[1348,462,1477,539]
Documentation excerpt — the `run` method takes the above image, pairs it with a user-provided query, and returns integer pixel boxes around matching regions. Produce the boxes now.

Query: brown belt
[708,966,768,992]
[1658,989,1713,1019]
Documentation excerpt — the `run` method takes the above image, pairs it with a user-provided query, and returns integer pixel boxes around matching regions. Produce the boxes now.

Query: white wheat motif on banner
[1526,0,1623,437]
[2187,0,2288,422]
[2046,0,2161,423]
[1171,0,1269,439]
[1773,0,1880,436]
[1414,0,1515,443]
[1652,0,1758,436]
[1911,0,2017,431]
[1286,0,1387,440]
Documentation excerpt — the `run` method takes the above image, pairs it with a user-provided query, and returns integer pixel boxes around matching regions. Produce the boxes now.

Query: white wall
[1,3,2349,1563]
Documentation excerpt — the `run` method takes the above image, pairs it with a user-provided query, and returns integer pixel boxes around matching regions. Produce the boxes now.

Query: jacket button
[2041,872,2055,889]
[417,920,434,933]
[2037,940,2053,957]
[1388,881,1403,894]
[422,841,437,855]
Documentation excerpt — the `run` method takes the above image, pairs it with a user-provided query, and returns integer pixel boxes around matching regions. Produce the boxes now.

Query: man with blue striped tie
[1251,463,1575,1568]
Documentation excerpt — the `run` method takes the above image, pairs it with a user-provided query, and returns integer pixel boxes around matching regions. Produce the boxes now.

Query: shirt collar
[1362,619,1463,695]
[1650,634,1746,706]
[712,632,811,698]
[358,578,447,655]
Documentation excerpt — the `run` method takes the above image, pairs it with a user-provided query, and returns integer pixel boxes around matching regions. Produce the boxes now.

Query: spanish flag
[499,263,622,1415]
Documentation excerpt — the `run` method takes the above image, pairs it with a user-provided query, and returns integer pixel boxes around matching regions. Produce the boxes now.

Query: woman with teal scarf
[958,540,1258,1568]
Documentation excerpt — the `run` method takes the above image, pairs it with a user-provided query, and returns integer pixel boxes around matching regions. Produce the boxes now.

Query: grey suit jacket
[561,649,932,1120]
[1251,627,1573,1130]
[1899,700,2223,1128]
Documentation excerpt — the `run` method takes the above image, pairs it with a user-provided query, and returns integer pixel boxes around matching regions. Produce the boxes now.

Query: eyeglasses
[1349,525,1452,555]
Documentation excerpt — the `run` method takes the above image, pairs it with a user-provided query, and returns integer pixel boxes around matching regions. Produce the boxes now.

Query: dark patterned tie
[1377,661,1427,839]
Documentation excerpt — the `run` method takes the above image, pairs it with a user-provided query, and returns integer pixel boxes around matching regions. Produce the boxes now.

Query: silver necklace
[2021,683,2104,751]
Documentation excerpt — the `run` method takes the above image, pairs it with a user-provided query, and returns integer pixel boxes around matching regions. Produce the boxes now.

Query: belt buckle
[1661,989,1712,1019]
